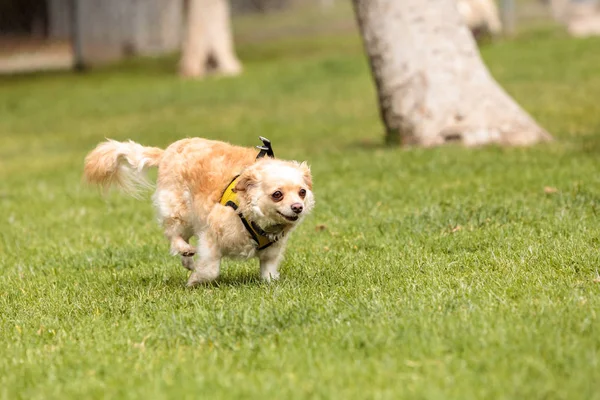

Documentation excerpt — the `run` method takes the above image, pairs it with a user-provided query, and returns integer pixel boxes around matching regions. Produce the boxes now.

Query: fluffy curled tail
[84,139,164,197]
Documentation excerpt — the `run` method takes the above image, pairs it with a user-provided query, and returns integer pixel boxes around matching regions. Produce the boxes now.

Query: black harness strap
[220,137,277,251]
[223,188,273,250]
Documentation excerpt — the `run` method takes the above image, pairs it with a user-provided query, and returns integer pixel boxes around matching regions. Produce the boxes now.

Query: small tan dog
[84,137,314,286]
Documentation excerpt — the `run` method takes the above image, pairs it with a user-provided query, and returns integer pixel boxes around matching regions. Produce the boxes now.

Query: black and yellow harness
[219,137,276,250]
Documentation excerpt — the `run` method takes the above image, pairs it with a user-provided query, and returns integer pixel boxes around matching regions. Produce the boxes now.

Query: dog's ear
[299,161,312,190]
[234,169,258,192]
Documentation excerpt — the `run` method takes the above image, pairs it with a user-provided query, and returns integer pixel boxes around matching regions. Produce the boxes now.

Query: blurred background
[3,3,600,398]
[0,0,599,75]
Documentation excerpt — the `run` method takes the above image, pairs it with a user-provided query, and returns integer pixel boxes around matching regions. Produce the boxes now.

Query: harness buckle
[255,136,275,159]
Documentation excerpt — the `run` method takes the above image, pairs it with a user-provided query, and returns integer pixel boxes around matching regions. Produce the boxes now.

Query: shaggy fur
[84,138,314,286]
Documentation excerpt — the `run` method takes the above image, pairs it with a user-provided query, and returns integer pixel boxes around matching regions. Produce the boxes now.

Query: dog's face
[235,159,314,228]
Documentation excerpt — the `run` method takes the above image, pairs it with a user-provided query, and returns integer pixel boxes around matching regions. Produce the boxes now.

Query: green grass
[2,20,600,399]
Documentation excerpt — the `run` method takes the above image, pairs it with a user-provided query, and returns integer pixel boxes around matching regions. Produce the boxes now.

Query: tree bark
[180,0,242,78]
[351,0,552,147]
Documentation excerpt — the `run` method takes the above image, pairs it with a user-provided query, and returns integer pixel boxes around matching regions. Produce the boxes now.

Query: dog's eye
[271,191,283,201]
[299,189,307,198]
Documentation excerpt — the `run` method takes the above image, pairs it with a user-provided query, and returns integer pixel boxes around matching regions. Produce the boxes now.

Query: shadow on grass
[186,271,264,289]
[151,269,264,290]
[578,135,600,155]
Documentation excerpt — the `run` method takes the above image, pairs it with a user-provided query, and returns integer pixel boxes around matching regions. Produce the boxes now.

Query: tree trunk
[180,0,242,78]
[549,0,569,22]
[351,0,552,147]
[499,0,515,36]
[553,0,600,38]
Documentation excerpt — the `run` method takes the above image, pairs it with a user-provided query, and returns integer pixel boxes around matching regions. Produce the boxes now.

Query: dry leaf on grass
[315,224,328,232]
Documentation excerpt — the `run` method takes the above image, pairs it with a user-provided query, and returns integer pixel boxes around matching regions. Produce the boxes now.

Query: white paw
[261,271,280,282]
[186,270,219,287]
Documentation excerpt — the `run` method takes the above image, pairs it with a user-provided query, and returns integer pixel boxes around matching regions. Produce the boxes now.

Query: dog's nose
[291,203,304,214]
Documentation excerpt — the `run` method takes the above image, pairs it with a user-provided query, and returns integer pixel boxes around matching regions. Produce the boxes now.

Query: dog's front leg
[258,243,286,282]
[187,232,221,287]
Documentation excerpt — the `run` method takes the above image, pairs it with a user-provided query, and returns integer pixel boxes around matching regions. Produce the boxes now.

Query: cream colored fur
[84,138,314,286]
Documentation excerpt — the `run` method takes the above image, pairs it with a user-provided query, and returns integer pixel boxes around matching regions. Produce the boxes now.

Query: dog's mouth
[277,211,299,222]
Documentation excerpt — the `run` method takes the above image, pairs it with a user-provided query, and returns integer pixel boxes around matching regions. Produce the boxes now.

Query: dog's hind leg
[153,189,195,257]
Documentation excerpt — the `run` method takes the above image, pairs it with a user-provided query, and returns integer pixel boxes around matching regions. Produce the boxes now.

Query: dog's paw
[261,271,280,282]
[169,240,195,257]
[181,256,195,271]
[186,270,218,287]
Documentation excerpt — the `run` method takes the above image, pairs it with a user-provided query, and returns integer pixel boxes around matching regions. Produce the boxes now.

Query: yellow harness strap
[219,176,241,209]
[220,175,273,250]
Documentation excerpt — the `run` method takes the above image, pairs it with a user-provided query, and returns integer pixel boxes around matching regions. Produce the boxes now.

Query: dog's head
[234,159,314,229]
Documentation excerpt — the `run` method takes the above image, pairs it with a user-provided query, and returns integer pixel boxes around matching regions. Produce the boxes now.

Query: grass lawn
[2,14,600,400]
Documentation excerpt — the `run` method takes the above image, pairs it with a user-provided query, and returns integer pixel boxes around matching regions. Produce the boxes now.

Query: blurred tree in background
[351,0,552,147]
[6,0,598,147]
[180,0,242,78]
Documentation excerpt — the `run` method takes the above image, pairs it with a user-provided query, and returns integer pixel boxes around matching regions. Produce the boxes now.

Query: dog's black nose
[291,203,304,214]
